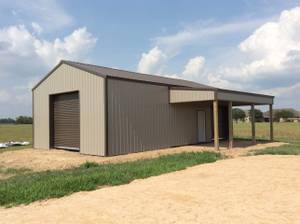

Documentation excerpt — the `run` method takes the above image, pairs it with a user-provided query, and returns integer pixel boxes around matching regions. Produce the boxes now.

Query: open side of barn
[32,60,274,156]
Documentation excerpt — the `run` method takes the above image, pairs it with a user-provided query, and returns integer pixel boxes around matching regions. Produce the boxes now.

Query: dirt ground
[0,155,299,224]
[0,141,285,172]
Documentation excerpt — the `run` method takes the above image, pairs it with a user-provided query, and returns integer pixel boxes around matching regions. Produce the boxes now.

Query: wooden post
[251,104,256,144]
[228,101,233,149]
[213,100,219,150]
[269,104,274,141]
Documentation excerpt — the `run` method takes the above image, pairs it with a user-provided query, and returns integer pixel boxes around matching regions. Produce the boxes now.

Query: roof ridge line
[63,60,215,89]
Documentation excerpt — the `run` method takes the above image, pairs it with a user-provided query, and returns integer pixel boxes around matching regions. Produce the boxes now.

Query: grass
[0,124,32,142]
[234,122,300,142]
[0,167,31,175]
[0,167,32,176]
[0,124,32,153]
[248,141,300,156]
[234,122,300,156]
[0,151,221,207]
[0,167,32,181]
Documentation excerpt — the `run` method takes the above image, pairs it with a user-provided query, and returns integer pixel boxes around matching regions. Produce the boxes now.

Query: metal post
[251,104,256,144]
[269,104,274,141]
[228,101,233,149]
[213,100,219,150]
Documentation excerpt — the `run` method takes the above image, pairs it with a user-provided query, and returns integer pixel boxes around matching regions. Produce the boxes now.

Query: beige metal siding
[217,91,273,104]
[170,89,215,103]
[107,79,212,156]
[33,63,106,156]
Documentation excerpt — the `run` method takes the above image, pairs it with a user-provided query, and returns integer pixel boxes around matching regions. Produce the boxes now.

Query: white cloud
[164,56,206,82]
[154,18,268,55]
[12,76,42,105]
[138,17,269,81]
[31,22,42,34]
[0,25,97,71]
[1,0,73,31]
[213,7,300,84]
[139,18,265,79]
[138,7,300,109]
[0,25,36,57]
[35,27,97,66]
[261,82,300,108]
[207,73,235,89]
[239,8,300,75]
[182,56,205,80]
[137,46,167,74]
[261,82,300,97]
[137,47,206,82]
[0,90,11,103]
[0,24,97,117]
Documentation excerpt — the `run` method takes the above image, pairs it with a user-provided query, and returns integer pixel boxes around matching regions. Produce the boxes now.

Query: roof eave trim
[217,88,274,98]
[170,86,217,91]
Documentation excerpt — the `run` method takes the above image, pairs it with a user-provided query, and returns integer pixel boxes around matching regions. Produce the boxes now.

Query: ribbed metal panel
[107,78,212,156]
[51,92,80,150]
[170,89,215,103]
[33,64,106,156]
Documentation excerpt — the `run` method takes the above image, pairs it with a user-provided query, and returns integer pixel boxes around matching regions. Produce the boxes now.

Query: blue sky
[1,0,300,117]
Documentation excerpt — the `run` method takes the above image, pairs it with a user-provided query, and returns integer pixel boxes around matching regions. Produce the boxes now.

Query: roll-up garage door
[51,91,80,151]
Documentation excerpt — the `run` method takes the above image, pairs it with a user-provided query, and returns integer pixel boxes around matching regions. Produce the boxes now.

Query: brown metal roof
[32,60,274,100]
[63,60,216,89]
[32,60,216,90]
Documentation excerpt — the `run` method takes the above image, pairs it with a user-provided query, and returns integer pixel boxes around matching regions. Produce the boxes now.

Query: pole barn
[32,60,274,156]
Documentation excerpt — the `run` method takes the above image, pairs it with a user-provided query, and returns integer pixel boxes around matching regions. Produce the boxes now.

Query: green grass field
[0,124,32,142]
[0,124,32,153]
[234,122,300,156]
[234,122,300,142]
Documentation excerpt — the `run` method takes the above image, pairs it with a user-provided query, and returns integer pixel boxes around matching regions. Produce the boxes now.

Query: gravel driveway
[1,155,299,224]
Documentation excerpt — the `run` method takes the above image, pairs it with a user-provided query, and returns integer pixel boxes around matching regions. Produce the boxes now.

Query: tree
[232,108,246,122]
[274,110,295,121]
[15,116,33,124]
[0,118,15,124]
[249,109,264,122]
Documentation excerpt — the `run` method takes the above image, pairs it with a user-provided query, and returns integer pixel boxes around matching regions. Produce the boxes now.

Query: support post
[228,101,233,149]
[213,100,219,150]
[269,104,274,141]
[251,104,256,144]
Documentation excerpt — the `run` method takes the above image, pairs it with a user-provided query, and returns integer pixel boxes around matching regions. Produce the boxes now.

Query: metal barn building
[32,60,274,156]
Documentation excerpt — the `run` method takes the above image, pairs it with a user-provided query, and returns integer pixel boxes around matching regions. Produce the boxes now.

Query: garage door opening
[50,91,80,151]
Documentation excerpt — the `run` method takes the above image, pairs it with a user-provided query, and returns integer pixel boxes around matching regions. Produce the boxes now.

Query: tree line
[232,108,298,122]
[0,116,33,124]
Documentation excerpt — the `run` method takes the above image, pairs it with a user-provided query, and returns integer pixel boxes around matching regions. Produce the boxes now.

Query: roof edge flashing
[217,90,274,105]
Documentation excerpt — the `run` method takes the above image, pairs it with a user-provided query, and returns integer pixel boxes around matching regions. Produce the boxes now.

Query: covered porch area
[170,87,274,150]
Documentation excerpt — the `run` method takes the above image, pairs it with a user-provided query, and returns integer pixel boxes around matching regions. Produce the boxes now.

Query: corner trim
[105,77,109,156]
[32,91,34,148]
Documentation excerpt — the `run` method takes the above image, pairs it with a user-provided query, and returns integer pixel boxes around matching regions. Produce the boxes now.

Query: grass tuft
[0,151,220,207]
[80,161,99,169]
[249,141,300,156]
[0,167,32,175]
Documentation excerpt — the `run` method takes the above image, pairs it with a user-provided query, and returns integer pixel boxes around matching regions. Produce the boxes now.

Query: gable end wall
[33,63,106,156]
